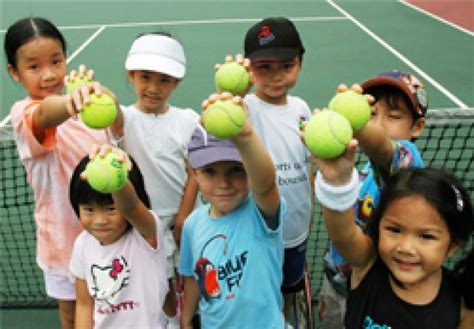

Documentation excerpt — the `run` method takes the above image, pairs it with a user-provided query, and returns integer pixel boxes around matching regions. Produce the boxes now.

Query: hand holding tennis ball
[202,93,246,139]
[85,149,128,194]
[65,64,94,93]
[80,94,118,129]
[304,110,353,159]
[214,55,250,95]
[328,89,371,131]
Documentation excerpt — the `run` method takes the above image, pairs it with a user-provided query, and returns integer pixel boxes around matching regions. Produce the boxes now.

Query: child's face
[370,97,425,140]
[249,56,301,105]
[128,70,180,114]
[194,161,249,218]
[378,195,457,291]
[7,37,67,100]
[79,203,128,245]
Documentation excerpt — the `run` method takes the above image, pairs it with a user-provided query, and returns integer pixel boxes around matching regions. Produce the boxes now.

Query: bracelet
[315,168,359,212]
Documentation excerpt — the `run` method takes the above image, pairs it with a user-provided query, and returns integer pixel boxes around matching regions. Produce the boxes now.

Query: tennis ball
[80,94,118,129]
[328,90,371,131]
[85,152,128,194]
[215,62,250,95]
[66,76,92,94]
[203,99,245,139]
[304,110,353,159]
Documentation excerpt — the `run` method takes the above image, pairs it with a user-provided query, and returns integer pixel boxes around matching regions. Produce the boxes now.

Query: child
[243,17,313,324]
[179,93,285,329]
[69,144,168,328]
[312,137,474,329]
[110,32,200,326]
[318,72,428,328]
[4,17,110,329]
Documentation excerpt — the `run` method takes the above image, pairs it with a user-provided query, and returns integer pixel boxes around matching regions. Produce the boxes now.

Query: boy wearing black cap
[179,94,286,328]
[244,17,313,326]
[318,71,428,328]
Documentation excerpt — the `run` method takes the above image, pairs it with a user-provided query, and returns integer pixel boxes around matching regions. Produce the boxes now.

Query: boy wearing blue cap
[318,71,428,328]
[179,94,285,329]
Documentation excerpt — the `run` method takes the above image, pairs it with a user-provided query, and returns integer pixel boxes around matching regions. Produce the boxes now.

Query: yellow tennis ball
[203,99,245,139]
[328,90,371,131]
[66,76,92,94]
[85,152,128,194]
[304,110,353,159]
[215,62,250,95]
[80,94,118,129]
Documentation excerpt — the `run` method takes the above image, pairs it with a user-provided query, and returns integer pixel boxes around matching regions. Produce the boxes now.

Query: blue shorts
[281,239,307,293]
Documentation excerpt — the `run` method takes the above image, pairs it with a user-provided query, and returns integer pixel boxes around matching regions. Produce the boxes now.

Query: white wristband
[315,168,359,212]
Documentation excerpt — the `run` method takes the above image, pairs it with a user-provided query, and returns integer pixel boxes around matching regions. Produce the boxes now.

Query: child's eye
[202,167,216,176]
[29,64,38,70]
[230,166,245,176]
[420,233,436,240]
[385,226,400,234]
[283,63,295,70]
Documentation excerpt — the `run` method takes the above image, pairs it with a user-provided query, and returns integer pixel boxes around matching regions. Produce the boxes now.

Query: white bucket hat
[125,34,186,79]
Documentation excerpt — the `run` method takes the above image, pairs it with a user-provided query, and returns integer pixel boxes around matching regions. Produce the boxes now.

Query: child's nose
[42,66,57,81]
[396,236,415,254]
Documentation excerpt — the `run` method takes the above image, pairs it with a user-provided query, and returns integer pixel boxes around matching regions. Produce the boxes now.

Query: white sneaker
[285,322,295,329]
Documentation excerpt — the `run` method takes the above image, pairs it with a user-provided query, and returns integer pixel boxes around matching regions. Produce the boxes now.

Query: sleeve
[10,99,57,158]
[390,140,424,172]
[254,196,286,237]
[70,233,86,279]
[178,214,195,277]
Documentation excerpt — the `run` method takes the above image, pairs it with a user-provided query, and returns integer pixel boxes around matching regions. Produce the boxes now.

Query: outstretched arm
[202,93,280,228]
[85,145,157,247]
[301,105,376,274]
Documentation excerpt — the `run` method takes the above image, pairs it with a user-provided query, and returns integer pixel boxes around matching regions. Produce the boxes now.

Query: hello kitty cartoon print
[91,256,130,303]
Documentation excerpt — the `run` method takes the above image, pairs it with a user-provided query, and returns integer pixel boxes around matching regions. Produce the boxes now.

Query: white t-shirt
[245,94,312,247]
[119,105,199,219]
[70,212,168,329]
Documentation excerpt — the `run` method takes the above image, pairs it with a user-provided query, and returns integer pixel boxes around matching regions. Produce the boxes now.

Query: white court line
[327,0,469,109]
[0,16,347,33]
[400,0,474,37]
[0,26,106,127]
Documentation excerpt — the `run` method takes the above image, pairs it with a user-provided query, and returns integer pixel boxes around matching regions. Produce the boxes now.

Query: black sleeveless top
[345,258,460,329]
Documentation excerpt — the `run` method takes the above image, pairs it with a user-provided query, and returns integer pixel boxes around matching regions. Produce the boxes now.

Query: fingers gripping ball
[304,111,353,159]
[215,62,250,95]
[203,99,245,139]
[80,94,118,129]
[328,90,371,131]
[66,76,92,94]
[85,152,128,194]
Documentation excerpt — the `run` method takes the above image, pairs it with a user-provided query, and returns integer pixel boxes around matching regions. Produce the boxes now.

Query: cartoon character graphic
[91,256,130,304]
[257,25,275,46]
[194,234,227,301]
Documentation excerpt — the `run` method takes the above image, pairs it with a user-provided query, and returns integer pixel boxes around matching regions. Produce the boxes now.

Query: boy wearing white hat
[111,33,200,328]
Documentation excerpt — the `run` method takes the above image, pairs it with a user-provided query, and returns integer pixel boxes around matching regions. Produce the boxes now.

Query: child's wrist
[315,168,359,212]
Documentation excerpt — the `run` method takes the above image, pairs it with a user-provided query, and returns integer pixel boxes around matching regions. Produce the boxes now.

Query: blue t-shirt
[324,140,425,292]
[179,195,286,329]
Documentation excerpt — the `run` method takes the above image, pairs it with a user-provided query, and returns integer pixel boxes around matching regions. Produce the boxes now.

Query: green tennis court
[1,1,473,328]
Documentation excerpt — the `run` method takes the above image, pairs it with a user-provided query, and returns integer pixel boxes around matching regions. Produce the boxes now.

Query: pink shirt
[10,98,110,277]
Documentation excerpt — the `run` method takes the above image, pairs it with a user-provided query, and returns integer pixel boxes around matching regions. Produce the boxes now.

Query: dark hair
[69,155,151,218]
[367,167,474,307]
[366,85,419,122]
[4,17,66,69]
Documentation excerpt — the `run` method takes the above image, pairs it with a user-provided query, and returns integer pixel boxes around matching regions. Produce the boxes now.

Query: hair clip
[451,184,464,212]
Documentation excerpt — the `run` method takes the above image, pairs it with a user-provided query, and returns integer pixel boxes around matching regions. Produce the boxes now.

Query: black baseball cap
[244,17,305,61]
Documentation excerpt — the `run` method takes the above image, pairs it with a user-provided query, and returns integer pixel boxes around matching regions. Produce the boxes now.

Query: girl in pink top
[5,17,110,329]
